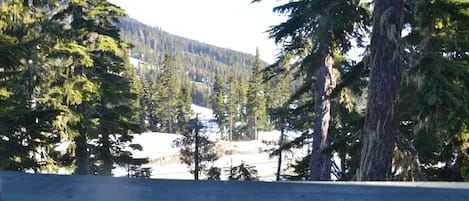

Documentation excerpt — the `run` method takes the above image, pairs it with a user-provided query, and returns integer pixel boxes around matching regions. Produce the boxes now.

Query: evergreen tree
[206,166,221,180]
[267,72,293,180]
[145,68,161,131]
[254,0,370,180]
[173,117,219,179]
[0,0,62,171]
[227,162,259,181]
[358,0,404,181]
[211,69,227,137]
[38,0,142,175]
[134,64,148,130]
[237,76,249,138]
[226,71,240,141]
[157,54,179,133]
[175,75,193,134]
[396,0,469,181]
[92,52,142,176]
[246,48,267,140]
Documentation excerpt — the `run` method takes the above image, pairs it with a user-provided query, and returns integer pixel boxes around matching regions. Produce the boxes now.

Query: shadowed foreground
[0,171,468,201]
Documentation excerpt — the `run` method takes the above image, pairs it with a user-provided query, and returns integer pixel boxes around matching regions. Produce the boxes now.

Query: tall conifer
[246,48,267,140]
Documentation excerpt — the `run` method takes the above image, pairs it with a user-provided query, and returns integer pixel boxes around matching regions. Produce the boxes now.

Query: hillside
[117,18,269,106]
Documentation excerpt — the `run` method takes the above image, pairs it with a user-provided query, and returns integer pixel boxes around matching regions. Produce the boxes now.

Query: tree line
[254,0,469,181]
[0,0,145,175]
[117,17,269,107]
[1,0,468,182]
[0,0,290,177]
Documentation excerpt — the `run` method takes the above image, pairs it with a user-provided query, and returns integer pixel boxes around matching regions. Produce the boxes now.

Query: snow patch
[129,132,181,159]
[191,104,214,121]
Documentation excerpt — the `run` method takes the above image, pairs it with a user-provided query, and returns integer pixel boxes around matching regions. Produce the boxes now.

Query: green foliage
[0,0,62,171]
[256,0,370,181]
[0,0,145,175]
[396,0,469,181]
[157,54,179,133]
[211,69,227,134]
[227,162,259,181]
[246,49,268,139]
[175,75,194,134]
[226,71,241,140]
[206,166,222,180]
[173,119,219,178]
[117,17,266,107]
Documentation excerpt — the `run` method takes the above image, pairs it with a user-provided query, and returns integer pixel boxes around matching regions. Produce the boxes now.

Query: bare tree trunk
[358,0,404,181]
[310,56,334,181]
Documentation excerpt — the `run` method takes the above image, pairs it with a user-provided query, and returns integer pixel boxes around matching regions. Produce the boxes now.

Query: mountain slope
[117,17,268,84]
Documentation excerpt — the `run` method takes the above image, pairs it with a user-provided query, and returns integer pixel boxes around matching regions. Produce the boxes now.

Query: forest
[0,0,468,182]
[117,17,273,107]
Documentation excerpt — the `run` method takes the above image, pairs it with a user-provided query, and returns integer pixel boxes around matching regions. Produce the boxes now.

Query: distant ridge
[117,17,268,81]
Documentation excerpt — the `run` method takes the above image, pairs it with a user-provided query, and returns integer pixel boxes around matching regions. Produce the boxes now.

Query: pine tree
[93,53,142,176]
[237,76,249,138]
[39,0,142,175]
[175,75,193,134]
[226,71,240,141]
[246,48,267,140]
[227,162,259,181]
[173,117,219,179]
[396,0,469,181]
[268,73,293,181]
[254,0,370,180]
[145,68,160,131]
[211,69,227,137]
[358,0,404,181]
[0,0,61,171]
[157,54,179,133]
[132,63,147,131]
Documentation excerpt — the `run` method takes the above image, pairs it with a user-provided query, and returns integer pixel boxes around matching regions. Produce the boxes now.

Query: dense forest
[117,17,269,107]
[1,0,468,182]
[0,0,290,177]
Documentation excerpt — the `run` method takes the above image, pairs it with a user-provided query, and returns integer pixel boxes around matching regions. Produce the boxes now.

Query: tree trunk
[75,133,89,175]
[276,126,285,181]
[310,56,334,181]
[358,0,404,181]
[101,134,113,176]
[229,115,233,141]
[168,103,173,133]
[194,118,200,180]
[255,115,258,140]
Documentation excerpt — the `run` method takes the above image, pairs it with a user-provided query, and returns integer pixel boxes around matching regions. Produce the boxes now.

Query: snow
[191,104,215,121]
[129,132,181,159]
[129,57,140,68]
[113,104,306,180]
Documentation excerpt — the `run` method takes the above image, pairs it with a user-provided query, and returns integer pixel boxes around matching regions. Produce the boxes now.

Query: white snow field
[113,105,306,180]
[113,131,305,180]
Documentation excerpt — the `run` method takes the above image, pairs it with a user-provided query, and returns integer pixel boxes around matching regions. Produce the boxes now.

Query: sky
[108,0,287,63]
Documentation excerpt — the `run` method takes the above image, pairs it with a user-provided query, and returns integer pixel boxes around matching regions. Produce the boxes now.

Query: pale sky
[108,0,286,63]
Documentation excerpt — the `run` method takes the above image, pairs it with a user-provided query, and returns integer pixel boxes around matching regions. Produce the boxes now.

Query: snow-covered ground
[191,104,215,121]
[113,104,306,180]
[114,131,306,180]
